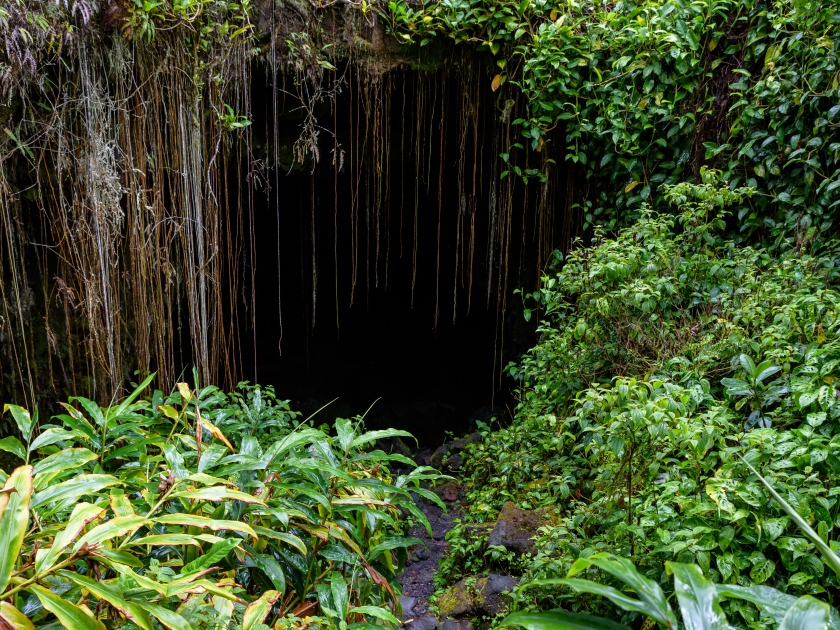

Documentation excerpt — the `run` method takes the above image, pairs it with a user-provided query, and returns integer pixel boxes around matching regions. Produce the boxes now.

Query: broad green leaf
[331,571,349,620]
[36,502,105,574]
[28,584,105,630]
[253,527,307,554]
[242,590,280,630]
[58,571,154,630]
[70,397,106,428]
[0,437,25,461]
[740,456,840,580]
[73,515,150,551]
[499,610,631,630]
[367,536,423,561]
[127,533,201,547]
[533,578,664,623]
[134,601,192,630]
[29,428,86,452]
[667,562,728,630]
[109,490,135,517]
[108,373,156,421]
[349,606,402,625]
[34,448,98,479]
[109,563,169,595]
[0,602,35,630]
[3,405,33,443]
[335,418,355,453]
[170,486,265,505]
[0,466,32,593]
[155,513,257,538]
[350,429,414,450]
[90,547,144,568]
[778,596,830,630]
[262,428,323,465]
[253,554,286,593]
[717,584,798,624]
[565,553,677,628]
[31,474,121,509]
[181,538,240,575]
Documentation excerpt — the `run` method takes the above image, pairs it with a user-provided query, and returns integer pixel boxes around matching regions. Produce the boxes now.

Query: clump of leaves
[440,175,840,625]
[0,377,443,630]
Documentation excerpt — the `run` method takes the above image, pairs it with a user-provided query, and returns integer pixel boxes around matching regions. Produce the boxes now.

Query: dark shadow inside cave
[231,63,566,446]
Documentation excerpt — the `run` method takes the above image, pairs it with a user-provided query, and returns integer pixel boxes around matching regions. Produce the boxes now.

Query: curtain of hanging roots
[0,35,252,402]
[0,42,579,405]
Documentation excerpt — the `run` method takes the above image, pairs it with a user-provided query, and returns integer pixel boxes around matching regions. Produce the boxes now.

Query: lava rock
[474,574,517,615]
[430,444,450,469]
[443,453,463,471]
[437,579,473,618]
[406,615,439,630]
[487,501,542,555]
[414,448,433,466]
[399,596,418,620]
[408,545,432,564]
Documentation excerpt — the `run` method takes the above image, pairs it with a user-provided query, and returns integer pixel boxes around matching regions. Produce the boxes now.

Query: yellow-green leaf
[0,466,33,593]
[170,486,264,505]
[58,572,154,630]
[242,590,280,630]
[0,602,35,630]
[155,514,256,538]
[27,584,105,630]
[134,601,192,630]
[73,516,150,552]
[36,502,105,575]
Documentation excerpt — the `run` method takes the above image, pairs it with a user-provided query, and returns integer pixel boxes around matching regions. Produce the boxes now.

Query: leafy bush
[0,378,442,630]
[500,465,840,629]
[439,173,840,624]
[385,0,840,245]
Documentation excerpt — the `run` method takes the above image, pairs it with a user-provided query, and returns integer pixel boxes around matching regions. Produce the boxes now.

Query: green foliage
[440,175,840,625]
[383,0,840,244]
[500,467,840,629]
[0,378,441,630]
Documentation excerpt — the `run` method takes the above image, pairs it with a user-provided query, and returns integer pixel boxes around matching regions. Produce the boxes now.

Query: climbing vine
[383,0,840,245]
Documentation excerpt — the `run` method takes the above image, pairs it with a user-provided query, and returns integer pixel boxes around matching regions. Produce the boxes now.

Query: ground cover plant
[0,378,442,630]
[436,173,840,627]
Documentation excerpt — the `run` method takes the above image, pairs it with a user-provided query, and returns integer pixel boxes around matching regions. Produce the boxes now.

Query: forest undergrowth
[439,172,840,629]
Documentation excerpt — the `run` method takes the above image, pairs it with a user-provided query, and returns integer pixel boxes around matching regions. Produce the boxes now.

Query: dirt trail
[398,496,461,621]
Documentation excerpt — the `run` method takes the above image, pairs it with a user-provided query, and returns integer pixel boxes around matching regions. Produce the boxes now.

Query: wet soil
[398,497,461,620]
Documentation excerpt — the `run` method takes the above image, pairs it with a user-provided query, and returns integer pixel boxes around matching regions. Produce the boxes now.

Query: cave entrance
[238,62,574,445]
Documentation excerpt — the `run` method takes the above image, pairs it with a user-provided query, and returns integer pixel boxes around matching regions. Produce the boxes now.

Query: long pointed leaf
[778,596,830,630]
[36,502,105,574]
[58,572,154,630]
[565,553,677,629]
[499,610,631,630]
[134,602,192,630]
[716,584,798,624]
[31,474,121,509]
[0,466,33,593]
[72,515,150,552]
[0,602,35,630]
[27,584,104,630]
[667,562,729,630]
[242,590,280,630]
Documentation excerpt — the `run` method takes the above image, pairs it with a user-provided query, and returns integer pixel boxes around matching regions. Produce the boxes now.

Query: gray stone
[429,444,450,469]
[441,620,475,630]
[437,579,473,618]
[475,574,517,615]
[399,596,417,619]
[443,453,463,471]
[405,616,438,630]
[487,501,542,555]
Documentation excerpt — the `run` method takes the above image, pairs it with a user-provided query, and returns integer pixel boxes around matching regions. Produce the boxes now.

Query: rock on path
[398,495,461,622]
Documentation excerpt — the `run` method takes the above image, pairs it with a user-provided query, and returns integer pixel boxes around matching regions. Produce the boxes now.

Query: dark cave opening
[235,64,566,445]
